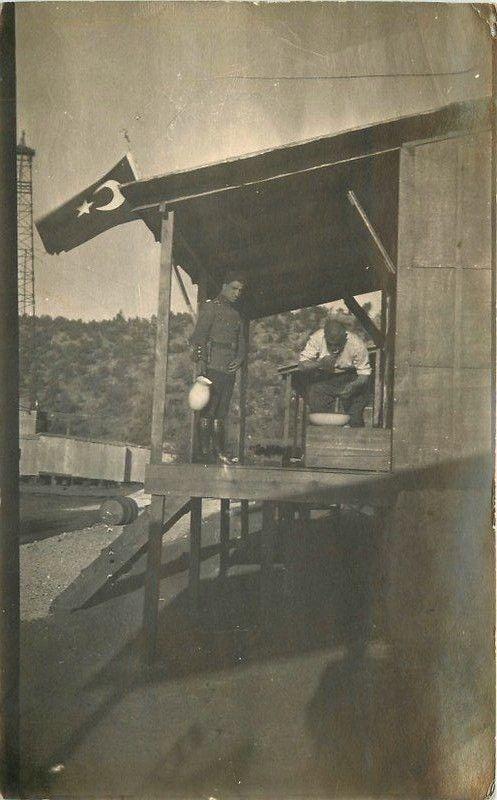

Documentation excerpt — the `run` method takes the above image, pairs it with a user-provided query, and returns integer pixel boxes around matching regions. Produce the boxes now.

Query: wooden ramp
[51,496,190,613]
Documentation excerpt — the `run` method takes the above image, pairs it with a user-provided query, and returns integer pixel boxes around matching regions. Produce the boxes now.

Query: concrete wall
[19,434,171,482]
[36,436,126,482]
[19,408,37,437]
[19,435,39,476]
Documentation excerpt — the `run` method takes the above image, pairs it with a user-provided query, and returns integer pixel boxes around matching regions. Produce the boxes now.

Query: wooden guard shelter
[120,97,494,760]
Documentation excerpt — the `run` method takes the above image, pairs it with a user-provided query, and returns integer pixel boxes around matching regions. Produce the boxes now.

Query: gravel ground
[20,522,124,620]
[20,497,225,621]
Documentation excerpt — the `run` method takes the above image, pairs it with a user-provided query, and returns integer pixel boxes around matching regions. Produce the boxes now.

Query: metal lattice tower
[17,131,36,316]
[17,131,37,407]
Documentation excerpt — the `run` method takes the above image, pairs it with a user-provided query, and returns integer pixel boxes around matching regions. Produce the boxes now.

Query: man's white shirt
[299,329,372,376]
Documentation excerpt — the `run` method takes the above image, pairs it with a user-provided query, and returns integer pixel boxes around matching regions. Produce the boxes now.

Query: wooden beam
[176,226,216,296]
[143,207,174,661]
[142,494,165,663]
[173,264,196,320]
[343,295,385,348]
[372,348,382,428]
[150,207,175,464]
[292,394,300,452]
[129,147,400,212]
[237,319,250,463]
[146,462,397,505]
[124,99,488,212]
[282,504,297,600]
[190,265,208,462]
[240,500,250,543]
[53,496,191,613]
[261,502,276,614]
[282,374,292,443]
[219,499,230,577]
[189,497,202,614]
[347,190,396,276]
[383,289,396,429]
[300,396,307,458]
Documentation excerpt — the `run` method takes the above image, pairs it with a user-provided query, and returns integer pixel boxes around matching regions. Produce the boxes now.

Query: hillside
[19,303,377,458]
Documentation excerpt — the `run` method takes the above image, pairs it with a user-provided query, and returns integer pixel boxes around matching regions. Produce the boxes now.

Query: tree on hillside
[20,299,380,453]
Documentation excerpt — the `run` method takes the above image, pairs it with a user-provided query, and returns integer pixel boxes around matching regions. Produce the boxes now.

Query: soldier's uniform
[190,295,245,420]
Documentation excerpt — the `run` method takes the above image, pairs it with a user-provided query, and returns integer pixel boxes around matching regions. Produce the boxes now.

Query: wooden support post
[382,290,395,429]
[299,505,311,524]
[143,495,165,663]
[219,498,231,577]
[300,395,307,458]
[282,504,297,601]
[189,497,202,614]
[237,318,250,464]
[373,349,382,428]
[190,267,208,463]
[343,294,385,348]
[260,501,276,615]
[369,501,395,641]
[143,207,174,661]
[150,208,175,463]
[240,500,250,543]
[292,394,300,452]
[283,375,292,444]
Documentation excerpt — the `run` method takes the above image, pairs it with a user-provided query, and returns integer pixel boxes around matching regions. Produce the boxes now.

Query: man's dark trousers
[306,372,370,427]
[202,368,236,420]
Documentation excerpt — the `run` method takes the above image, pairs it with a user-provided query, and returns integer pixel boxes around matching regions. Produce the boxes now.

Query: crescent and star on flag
[76,180,126,218]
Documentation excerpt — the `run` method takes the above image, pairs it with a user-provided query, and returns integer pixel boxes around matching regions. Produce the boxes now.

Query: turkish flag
[35,155,161,254]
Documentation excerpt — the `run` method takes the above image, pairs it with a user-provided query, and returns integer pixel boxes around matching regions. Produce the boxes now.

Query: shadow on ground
[21,509,425,799]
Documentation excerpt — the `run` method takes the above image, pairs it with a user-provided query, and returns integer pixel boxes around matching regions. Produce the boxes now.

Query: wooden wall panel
[458,132,492,270]
[458,268,492,368]
[393,132,492,470]
[409,140,459,269]
[452,368,493,456]
[401,367,455,465]
[388,128,493,799]
[401,268,456,366]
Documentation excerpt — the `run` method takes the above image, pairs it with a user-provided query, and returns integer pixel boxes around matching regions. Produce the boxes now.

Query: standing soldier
[190,271,246,463]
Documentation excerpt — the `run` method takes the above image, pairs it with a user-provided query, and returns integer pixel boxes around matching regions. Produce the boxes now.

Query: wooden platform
[145,462,395,505]
[305,426,391,471]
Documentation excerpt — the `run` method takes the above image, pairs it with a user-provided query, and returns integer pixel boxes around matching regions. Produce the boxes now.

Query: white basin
[308,412,350,426]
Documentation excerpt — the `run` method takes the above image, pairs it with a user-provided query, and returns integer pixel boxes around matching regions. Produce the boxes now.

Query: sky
[16,1,491,320]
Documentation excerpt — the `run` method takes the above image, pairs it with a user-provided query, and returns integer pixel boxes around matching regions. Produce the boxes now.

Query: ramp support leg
[219,498,230,577]
[282,503,297,600]
[240,499,249,542]
[261,501,276,616]
[189,497,202,614]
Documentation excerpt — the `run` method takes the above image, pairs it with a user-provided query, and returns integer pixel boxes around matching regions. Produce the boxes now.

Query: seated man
[298,317,371,427]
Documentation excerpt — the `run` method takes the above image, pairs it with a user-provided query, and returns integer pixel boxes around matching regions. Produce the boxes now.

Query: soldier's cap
[223,269,247,286]
[323,317,347,344]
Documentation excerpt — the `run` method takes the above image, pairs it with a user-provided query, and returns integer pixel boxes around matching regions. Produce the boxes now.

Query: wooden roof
[121,98,490,318]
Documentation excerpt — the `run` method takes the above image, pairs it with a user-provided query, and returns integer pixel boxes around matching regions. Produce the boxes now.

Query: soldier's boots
[212,419,234,465]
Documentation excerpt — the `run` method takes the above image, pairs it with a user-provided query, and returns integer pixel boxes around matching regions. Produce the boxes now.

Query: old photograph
[0,2,494,798]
